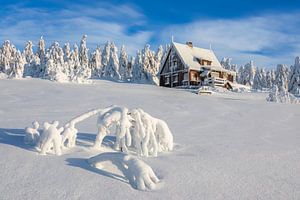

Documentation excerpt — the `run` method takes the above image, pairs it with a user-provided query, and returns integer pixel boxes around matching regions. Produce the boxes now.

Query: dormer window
[195,57,212,66]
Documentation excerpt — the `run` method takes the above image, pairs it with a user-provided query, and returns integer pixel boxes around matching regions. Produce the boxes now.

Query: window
[183,73,188,81]
[190,72,199,82]
[165,76,170,85]
[173,75,178,83]
[195,57,212,66]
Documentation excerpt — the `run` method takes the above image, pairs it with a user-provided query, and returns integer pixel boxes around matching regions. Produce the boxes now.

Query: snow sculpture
[39,121,64,155]
[88,152,160,191]
[61,122,78,148]
[24,121,40,146]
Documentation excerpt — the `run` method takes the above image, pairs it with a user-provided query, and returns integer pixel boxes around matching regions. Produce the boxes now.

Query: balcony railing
[204,77,227,87]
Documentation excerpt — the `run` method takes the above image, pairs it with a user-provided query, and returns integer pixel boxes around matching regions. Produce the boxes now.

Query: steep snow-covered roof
[172,42,235,75]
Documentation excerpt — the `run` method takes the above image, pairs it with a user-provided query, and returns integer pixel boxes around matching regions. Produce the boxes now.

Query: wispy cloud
[1,2,299,68]
[158,12,300,68]
[0,3,152,54]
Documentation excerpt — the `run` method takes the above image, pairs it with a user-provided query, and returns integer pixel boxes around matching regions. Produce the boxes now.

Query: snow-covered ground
[0,78,299,200]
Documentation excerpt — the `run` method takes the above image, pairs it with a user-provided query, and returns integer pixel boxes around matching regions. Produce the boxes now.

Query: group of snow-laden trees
[0,35,165,84]
[24,105,173,191]
[221,57,300,103]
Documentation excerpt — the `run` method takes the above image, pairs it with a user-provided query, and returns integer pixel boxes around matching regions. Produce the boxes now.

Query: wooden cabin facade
[159,42,236,89]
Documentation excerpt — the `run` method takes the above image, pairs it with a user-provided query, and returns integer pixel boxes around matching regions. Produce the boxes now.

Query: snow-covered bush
[88,152,160,191]
[61,122,78,148]
[24,121,40,146]
[267,85,299,104]
[39,121,64,155]
[130,108,174,156]
[94,106,132,152]
[91,106,173,157]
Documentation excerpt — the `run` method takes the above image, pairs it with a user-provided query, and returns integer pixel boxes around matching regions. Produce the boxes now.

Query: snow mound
[88,152,160,191]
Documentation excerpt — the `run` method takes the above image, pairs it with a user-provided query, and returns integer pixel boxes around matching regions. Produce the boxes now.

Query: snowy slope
[0,78,299,200]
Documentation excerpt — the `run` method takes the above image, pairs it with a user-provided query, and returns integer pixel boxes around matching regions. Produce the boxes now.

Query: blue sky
[1,0,300,68]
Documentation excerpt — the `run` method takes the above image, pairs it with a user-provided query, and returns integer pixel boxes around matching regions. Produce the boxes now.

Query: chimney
[186,41,193,48]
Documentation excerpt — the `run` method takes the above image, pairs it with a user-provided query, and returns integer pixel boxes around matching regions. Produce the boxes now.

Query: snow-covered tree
[142,44,158,84]
[79,35,89,69]
[44,42,68,82]
[72,36,91,83]
[131,50,143,82]
[125,56,134,80]
[23,41,39,77]
[101,41,111,75]
[90,46,102,78]
[0,40,15,75]
[104,42,121,80]
[155,45,164,73]
[0,41,25,78]
[267,85,299,104]
[131,44,159,84]
[11,50,26,79]
[266,69,275,88]
[37,36,46,77]
[252,68,267,90]
[237,65,244,84]
[221,57,237,72]
[288,56,300,95]
[274,64,289,91]
[119,45,128,80]
[240,61,256,86]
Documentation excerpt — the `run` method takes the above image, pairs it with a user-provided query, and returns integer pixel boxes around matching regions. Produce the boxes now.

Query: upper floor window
[195,57,212,66]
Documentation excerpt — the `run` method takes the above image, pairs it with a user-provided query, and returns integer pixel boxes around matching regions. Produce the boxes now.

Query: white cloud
[0,3,152,55]
[158,12,300,68]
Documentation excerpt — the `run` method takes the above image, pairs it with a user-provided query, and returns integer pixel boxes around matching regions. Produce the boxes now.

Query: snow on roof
[172,42,235,75]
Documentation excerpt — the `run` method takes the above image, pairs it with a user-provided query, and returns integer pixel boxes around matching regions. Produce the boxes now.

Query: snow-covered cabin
[159,42,236,89]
